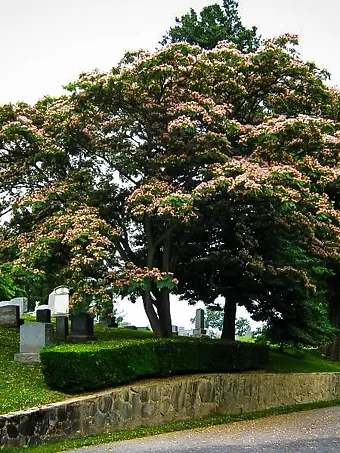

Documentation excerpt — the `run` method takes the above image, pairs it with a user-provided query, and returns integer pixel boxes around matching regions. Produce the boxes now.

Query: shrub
[40,338,269,393]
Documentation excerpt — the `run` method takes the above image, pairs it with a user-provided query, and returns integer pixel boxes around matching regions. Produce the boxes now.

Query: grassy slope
[1,325,340,414]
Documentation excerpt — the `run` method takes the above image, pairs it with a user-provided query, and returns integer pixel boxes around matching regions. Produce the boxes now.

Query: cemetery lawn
[1,324,340,415]
[0,325,154,414]
[266,347,340,373]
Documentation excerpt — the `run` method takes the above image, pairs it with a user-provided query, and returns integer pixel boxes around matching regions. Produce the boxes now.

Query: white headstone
[48,286,69,315]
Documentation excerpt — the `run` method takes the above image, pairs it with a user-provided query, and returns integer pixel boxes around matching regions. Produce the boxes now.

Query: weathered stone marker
[14,322,54,364]
[67,313,95,342]
[0,305,20,328]
[193,308,206,337]
[55,315,69,341]
[0,297,28,316]
[36,308,51,323]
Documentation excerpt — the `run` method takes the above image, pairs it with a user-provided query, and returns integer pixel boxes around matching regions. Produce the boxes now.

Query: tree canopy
[1,35,340,341]
[161,0,260,52]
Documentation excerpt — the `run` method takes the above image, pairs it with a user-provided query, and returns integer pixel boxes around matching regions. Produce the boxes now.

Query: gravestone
[14,322,54,364]
[107,316,118,328]
[67,313,95,342]
[10,297,28,315]
[55,316,69,341]
[0,297,28,316]
[36,309,51,323]
[0,305,20,328]
[193,308,206,337]
[48,286,69,316]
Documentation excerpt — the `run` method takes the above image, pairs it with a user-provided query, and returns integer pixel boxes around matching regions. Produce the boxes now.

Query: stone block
[0,305,20,328]
[36,309,51,323]
[14,322,54,364]
[55,316,69,341]
[67,313,95,342]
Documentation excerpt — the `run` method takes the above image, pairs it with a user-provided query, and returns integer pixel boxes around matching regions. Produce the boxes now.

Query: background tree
[162,0,260,52]
[0,264,20,300]
[190,307,224,330]
[235,317,251,336]
[1,37,340,343]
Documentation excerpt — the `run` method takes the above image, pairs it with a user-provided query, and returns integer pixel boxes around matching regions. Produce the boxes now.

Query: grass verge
[1,399,340,452]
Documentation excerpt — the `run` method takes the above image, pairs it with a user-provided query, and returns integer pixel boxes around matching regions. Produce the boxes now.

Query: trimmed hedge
[40,338,269,393]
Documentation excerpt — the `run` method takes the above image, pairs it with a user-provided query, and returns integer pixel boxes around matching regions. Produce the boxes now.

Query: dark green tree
[161,0,260,52]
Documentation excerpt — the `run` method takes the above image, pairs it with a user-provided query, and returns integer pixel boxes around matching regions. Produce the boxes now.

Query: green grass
[1,324,340,415]
[0,325,154,414]
[266,347,340,373]
[1,399,340,453]
[0,327,77,414]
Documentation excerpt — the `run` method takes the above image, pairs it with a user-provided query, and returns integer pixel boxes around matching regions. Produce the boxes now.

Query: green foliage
[205,308,224,330]
[1,24,340,344]
[0,263,25,300]
[40,338,269,393]
[190,308,224,330]
[162,0,260,52]
[235,317,251,336]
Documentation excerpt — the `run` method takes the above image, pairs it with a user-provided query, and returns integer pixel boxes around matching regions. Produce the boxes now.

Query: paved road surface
[67,406,340,452]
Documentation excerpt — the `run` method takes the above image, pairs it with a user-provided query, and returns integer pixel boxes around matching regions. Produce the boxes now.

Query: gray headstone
[195,309,205,329]
[1,298,28,316]
[0,305,20,328]
[14,322,54,364]
[193,308,206,337]
[10,297,28,314]
[55,316,69,341]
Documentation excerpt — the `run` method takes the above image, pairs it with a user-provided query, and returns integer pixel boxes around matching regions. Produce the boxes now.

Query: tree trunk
[143,218,173,338]
[221,296,237,340]
[324,301,340,361]
[156,232,173,337]
[142,291,162,337]
[157,289,172,337]
[142,289,172,337]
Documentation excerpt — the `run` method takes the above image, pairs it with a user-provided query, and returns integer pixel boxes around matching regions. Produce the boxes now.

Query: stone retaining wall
[1,372,340,448]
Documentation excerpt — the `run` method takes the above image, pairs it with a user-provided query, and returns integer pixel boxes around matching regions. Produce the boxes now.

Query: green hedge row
[40,338,269,393]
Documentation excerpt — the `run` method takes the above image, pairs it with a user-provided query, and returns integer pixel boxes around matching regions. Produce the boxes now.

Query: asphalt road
[67,406,340,452]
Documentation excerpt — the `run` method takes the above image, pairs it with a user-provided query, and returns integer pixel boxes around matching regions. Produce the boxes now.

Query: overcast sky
[1,0,338,327]
[1,0,339,106]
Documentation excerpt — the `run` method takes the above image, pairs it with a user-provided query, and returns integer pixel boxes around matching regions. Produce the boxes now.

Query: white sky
[1,0,339,327]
